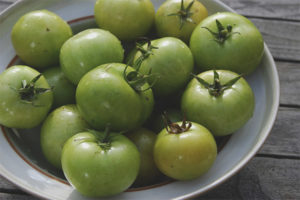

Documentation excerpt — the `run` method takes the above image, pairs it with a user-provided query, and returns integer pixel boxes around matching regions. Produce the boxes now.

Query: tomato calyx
[202,19,240,44]
[11,74,52,105]
[89,125,112,150]
[192,70,242,97]
[162,111,192,134]
[168,0,196,29]
[124,38,159,92]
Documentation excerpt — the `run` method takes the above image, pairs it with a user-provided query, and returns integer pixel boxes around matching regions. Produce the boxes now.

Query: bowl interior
[0,0,279,199]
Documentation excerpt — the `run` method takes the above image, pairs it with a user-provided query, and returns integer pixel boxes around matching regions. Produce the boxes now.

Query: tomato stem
[162,111,192,134]
[168,0,196,29]
[192,70,242,97]
[202,19,240,44]
[13,74,52,106]
[123,38,159,92]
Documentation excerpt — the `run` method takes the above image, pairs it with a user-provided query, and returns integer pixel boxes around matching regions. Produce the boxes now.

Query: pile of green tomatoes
[0,0,264,197]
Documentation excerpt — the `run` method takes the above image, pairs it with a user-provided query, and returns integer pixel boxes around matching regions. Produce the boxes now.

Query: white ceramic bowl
[0,0,279,199]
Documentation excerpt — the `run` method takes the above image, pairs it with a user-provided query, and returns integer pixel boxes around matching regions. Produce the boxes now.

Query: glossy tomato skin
[155,0,208,43]
[126,128,161,186]
[154,122,217,180]
[60,29,124,85]
[76,63,154,131]
[181,70,255,136]
[61,131,140,197]
[0,65,53,129]
[133,37,194,97]
[11,10,72,69]
[94,0,155,41]
[40,105,90,169]
[190,12,264,74]
[42,67,76,109]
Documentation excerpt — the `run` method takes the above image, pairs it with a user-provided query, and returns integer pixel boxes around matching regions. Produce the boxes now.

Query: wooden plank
[277,61,300,106]
[250,18,300,62]
[0,176,19,191]
[221,0,300,21]
[259,107,300,158]
[199,157,300,199]
[0,193,38,200]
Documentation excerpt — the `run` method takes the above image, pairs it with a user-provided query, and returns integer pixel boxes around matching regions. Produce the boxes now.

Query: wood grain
[251,18,300,62]
[259,107,300,158]
[221,0,300,21]
[0,193,39,200]
[277,61,300,106]
[200,157,300,200]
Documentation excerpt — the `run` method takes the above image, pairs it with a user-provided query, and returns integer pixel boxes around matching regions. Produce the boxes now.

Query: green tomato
[76,63,154,131]
[133,37,194,97]
[0,65,53,129]
[40,105,90,169]
[61,130,140,197]
[126,128,161,187]
[190,12,264,74]
[154,121,217,180]
[42,67,76,109]
[181,70,255,136]
[155,0,208,43]
[94,0,155,41]
[60,29,124,85]
[11,10,72,69]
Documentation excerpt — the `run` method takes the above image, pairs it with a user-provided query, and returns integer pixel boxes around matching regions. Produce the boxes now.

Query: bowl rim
[0,0,280,199]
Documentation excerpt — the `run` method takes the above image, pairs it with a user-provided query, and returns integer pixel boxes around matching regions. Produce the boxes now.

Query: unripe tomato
[94,0,155,41]
[154,121,217,180]
[60,29,124,85]
[76,63,154,131]
[155,0,208,43]
[11,10,72,69]
[0,65,53,128]
[181,70,255,136]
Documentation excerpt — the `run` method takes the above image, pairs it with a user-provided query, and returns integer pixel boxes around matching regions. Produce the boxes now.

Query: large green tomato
[42,67,76,109]
[40,105,90,169]
[155,0,208,43]
[181,70,255,136]
[60,29,124,85]
[61,130,140,197]
[126,128,161,187]
[76,63,154,131]
[94,0,155,41]
[0,65,53,129]
[154,121,217,180]
[133,37,194,97]
[11,10,72,69]
[190,12,264,74]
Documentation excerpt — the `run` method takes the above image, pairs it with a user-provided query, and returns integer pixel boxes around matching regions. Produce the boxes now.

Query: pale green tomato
[76,63,154,131]
[155,0,208,43]
[60,29,124,85]
[61,131,140,197]
[40,105,90,169]
[181,70,255,136]
[154,122,217,180]
[42,67,76,109]
[94,0,155,41]
[11,10,72,69]
[126,128,161,186]
[190,12,264,74]
[0,65,53,128]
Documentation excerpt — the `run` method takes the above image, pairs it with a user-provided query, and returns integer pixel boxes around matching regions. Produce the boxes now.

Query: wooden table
[0,0,299,199]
